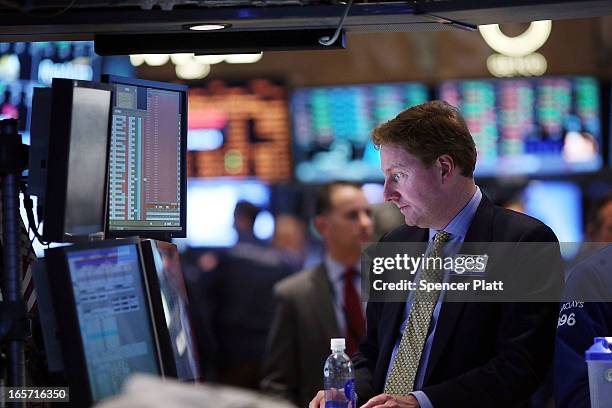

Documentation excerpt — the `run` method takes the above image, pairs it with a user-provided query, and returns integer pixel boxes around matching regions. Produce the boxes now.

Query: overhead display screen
[439,76,602,177]
[291,82,430,182]
[187,79,292,183]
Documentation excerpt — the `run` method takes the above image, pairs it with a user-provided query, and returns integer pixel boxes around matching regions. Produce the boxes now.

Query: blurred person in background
[272,214,308,271]
[573,193,612,265]
[189,200,294,389]
[370,202,405,242]
[555,244,612,408]
[585,193,612,244]
[234,200,265,245]
[261,181,374,407]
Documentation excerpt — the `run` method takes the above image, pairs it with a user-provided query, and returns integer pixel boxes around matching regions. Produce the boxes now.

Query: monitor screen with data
[103,75,187,238]
[45,239,170,406]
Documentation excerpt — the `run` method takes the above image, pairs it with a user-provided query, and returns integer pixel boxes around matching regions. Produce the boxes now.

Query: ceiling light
[186,24,231,31]
[175,61,210,80]
[143,54,170,66]
[224,53,263,64]
[129,54,145,67]
[170,53,194,65]
[479,20,552,58]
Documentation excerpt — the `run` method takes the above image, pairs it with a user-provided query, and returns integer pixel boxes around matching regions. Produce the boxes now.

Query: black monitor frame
[45,238,176,406]
[102,75,188,240]
[42,78,113,242]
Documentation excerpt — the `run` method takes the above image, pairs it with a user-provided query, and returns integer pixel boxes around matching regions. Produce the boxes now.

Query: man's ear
[314,215,327,237]
[437,154,455,180]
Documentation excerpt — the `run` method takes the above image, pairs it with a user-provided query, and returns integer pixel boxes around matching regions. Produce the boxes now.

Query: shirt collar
[324,254,361,282]
[429,186,482,242]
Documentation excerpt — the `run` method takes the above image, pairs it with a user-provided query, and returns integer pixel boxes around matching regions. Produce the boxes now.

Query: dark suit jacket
[261,264,341,408]
[353,195,563,408]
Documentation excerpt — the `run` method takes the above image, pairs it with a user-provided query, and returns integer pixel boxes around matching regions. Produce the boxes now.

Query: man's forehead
[380,145,424,170]
[329,186,367,209]
[601,202,612,218]
[384,161,410,170]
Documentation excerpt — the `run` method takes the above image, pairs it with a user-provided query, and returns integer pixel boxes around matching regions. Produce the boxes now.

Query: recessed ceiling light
[186,23,231,31]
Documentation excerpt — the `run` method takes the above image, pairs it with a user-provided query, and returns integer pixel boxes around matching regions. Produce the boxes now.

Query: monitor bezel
[102,74,188,240]
[45,238,171,406]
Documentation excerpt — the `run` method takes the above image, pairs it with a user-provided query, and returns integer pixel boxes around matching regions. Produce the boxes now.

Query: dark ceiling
[0,0,611,44]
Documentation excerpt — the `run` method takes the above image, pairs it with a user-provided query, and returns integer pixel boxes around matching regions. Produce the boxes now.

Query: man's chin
[402,213,419,227]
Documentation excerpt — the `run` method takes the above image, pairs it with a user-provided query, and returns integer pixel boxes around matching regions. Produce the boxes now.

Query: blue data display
[291,83,430,182]
[439,77,602,176]
[66,244,159,402]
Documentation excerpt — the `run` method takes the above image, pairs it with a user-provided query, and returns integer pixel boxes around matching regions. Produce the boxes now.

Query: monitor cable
[20,184,48,247]
[319,0,354,46]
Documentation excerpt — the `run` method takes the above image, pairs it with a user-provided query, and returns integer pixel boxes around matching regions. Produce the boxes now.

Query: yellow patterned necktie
[384,231,451,395]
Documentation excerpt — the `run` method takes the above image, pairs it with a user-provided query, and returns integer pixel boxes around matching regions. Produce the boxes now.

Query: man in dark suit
[261,182,374,407]
[310,101,563,408]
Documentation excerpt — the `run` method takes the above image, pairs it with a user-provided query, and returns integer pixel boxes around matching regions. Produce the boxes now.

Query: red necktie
[343,268,365,356]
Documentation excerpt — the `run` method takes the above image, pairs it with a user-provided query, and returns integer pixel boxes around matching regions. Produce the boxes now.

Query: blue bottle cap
[586,337,612,361]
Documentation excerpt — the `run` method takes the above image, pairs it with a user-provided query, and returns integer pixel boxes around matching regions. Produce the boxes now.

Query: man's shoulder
[565,245,612,297]
[487,205,556,242]
[274,264,323,297]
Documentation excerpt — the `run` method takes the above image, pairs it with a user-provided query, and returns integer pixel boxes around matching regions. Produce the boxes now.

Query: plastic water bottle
[324,338,356,408]
[586,337,612,408]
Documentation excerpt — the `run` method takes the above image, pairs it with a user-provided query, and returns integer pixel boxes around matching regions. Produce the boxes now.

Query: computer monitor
[438,76,602,177]
[39,78,112,242]
[140,239,201,381]
[102,75,187,239]
[44,239,175,406]
[291,82,430,182]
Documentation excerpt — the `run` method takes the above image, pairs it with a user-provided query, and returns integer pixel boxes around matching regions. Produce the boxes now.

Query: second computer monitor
[102,75,187,239]
[44,239,172,406]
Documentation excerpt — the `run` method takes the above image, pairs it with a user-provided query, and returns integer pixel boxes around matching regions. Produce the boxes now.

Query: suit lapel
[309,264,341,339]
[424,194,496,384]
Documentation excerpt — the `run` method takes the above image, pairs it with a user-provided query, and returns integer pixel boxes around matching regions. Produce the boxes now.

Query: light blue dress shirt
[386,186,482,408]
[324,255,362,338]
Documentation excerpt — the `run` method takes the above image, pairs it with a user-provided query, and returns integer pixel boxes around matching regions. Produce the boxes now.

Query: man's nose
[383,180,398,202]
[360,211,373,229]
